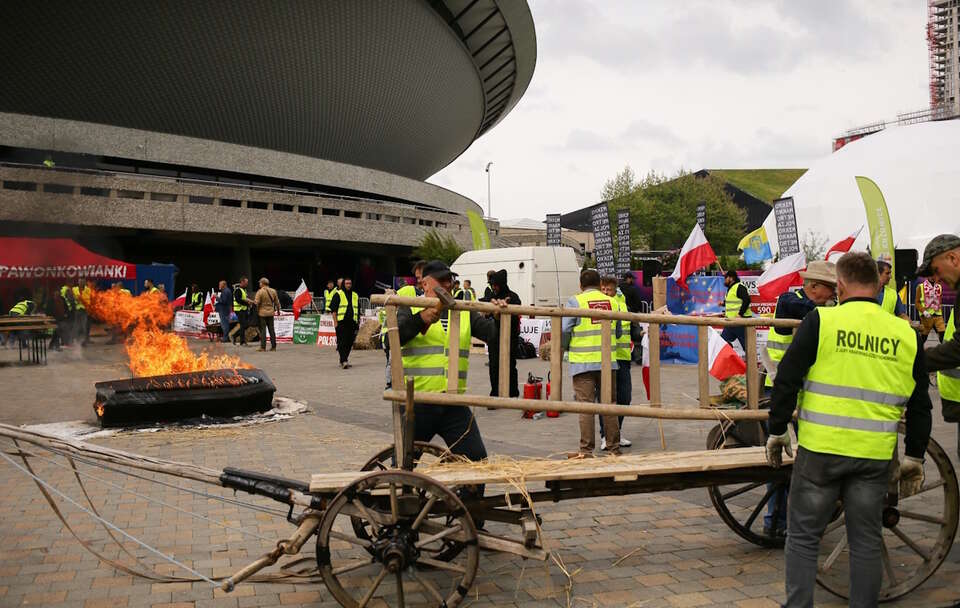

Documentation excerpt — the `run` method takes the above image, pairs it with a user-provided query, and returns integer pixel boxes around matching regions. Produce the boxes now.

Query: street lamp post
[484,162,493,217]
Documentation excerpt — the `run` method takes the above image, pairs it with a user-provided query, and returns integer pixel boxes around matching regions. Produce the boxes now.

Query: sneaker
[600,437,607,451]
[340,361,346,369]
[619,437,632,448]
[257,347,265,352]
[343,362,351,368]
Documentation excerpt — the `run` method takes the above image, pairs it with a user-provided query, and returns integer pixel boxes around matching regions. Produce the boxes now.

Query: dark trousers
[784,447,889,608]
[488,338,519,397]
[720,325,746,350]
[258,315,276,349]
[600,360,631,437]
[336,319,357,363]
[234,310,249,344]
[216,308,231,341]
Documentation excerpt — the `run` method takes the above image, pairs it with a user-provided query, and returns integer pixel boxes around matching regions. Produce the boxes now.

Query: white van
[451,246,581,309]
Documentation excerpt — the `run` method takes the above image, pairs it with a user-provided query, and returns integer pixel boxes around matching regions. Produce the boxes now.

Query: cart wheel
[706,422,789,549]
[354,443,465,562]
[816,431,959,602]
[316,470,479,608]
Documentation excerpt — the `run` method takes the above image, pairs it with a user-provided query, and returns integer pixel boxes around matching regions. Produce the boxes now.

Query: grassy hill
[709,169,807,204]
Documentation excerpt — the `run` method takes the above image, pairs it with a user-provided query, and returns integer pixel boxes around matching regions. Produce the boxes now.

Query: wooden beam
[746,326,758,409]
[498,313,511,398]
[549,316,562,401]
[384,305,406,466]
[446,310,460,394]
[647,323,661,406]
[600,320,612,404]
[697,325,710,408]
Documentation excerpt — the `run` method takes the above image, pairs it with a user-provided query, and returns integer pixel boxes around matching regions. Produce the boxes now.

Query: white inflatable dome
[765,120,960,258]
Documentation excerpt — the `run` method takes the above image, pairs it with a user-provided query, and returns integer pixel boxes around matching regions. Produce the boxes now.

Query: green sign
[466,210,490,250]
[293,315,320,344]
[856,176,895,278]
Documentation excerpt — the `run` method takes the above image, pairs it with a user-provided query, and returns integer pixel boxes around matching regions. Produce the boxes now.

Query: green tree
[601,165,638,202]
[413,229,464,265]
[801,229,828,261]
[607,170,746,255]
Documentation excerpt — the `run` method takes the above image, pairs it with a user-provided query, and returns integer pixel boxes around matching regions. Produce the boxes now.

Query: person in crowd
[254,277,281,351]
[397,261,425,297]
[329,277,359,367]
[143,279,159,294]
[187,282,203,311]
[480,270,496,301]
[49,285,72,350]
[214,280,233,343]
[232,276,253,346]
[766,251,930,607]
[720,270,752,349]
[875,255,909,320]
[486,269,521,398]
[599,276,633,450]
[452,279,462,297]
[323,279,338,313]
[564,269,622,457]
[4,294,37,348]
[619,271,643,313]
[70,279,91,346]
[461,279,476,301]
[916,275,945,343]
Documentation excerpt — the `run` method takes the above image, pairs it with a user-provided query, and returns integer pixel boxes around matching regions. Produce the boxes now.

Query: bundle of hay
[352,319,382,350]
[539,339,551,360]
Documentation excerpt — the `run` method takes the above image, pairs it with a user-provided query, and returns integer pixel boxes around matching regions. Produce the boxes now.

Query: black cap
[621,271,634,280]
[917,234,960,276]
[422,260,456,280]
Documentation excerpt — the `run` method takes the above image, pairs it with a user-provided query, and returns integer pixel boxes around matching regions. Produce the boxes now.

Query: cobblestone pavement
[0,339,958,607]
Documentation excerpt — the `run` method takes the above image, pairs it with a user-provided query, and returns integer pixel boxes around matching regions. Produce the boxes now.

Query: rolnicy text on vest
[835,329,900,361]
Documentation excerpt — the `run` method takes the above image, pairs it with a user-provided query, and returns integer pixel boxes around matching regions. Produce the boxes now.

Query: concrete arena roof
[0,1,536,181]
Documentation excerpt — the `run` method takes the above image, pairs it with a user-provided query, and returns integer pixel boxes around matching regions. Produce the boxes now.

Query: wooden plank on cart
[310,446,790,492]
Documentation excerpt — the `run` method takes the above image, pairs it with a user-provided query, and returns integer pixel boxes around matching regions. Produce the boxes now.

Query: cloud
[621,120,684,147]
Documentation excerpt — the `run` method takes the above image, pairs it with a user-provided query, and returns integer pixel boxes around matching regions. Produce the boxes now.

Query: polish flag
[757,252,806,300]
[640,329,650,399]
[292,279,312,319]
[825,226,863,261]
[707,327,746,380]
[169,289,187,309]
[669,224,717,290]
[202,291,214,325]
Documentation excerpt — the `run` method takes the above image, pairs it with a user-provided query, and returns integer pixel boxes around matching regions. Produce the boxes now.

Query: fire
[87,289,251,378]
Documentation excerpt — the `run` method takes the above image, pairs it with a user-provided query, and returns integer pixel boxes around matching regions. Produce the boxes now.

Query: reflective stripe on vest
[234,287,248,311]
[937,309,960,402]
[878,286,897,315]
[725,283,752,318]
[797,301,916,460]
[569,290,616,364]
[400,308,472,393]
[614,293,631,361]
[9,300,33,315]
[765,292,802,387]
[336,291,359,322]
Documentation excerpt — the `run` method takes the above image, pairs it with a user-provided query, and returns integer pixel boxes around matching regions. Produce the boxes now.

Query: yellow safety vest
[190,291,203,310]
[878,286,898,315]
[397,285,417,298]
[937,309,960,403]
[120,288,132,296]
[323,289,337,312]
[797,301,916,460]
[613,292,631,361]
[234,287,248,312]
[400,308,471,393]
[9,300,34,315]
[568,290,617,364]
[336,291,359,322]
[72,286,86,310]
[60,286,75,310]
[725,282,752,318]
[765,291,802,388]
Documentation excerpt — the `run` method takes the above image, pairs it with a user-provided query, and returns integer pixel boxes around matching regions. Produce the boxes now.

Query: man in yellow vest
[395,260,501,463]
[329,277,360,368]
[187,283,203,311]
[323,280,338,313]
[563,269,623,457]
[70,280,91,346]
[875,255,909,320]
[397,261,425,298]
[720,270,752,350]
[599,276,633,450]
[766,252,931,607]
[915,275,945,343]
[8,299,37,316]
[232,277,252,346]
[917,233,960,457]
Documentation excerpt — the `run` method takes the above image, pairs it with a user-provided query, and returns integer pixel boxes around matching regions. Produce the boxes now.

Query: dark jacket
[488,270,521,350]
[925,310,960,422]
[618,281,643,313]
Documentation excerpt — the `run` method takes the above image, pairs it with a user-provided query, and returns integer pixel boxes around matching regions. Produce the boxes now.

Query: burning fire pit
[94,368,276,427]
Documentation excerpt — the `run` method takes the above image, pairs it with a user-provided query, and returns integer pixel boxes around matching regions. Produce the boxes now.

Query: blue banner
[661,276,726,364]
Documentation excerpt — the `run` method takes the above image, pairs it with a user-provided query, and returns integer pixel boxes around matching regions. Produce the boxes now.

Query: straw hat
[799,260,837,285]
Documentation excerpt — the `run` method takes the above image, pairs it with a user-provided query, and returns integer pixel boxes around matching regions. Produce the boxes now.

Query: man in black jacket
[486,269,521,398]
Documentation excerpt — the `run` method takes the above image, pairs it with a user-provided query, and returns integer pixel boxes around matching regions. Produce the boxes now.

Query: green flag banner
[855,176,895,278]
[466,211,491,250]
[293,315,320,345]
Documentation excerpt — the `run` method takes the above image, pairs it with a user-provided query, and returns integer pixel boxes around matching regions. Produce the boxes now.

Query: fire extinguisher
[545,371,560,417]
[522,372,542,418]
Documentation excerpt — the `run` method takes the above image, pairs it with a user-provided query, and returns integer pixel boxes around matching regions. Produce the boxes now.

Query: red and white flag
[669,224,717,290]
[824,226,863,261]
[292,279,312,319]
[707,327,746,380]
[169,289,187,309]
[640,328,651,399]
[202,291,214,325]
[757,252,805,300]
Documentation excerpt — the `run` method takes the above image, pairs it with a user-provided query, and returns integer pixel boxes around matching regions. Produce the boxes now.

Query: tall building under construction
[929,0,960,116]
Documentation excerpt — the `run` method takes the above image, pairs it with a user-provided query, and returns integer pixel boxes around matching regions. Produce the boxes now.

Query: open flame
[87,289,251,377]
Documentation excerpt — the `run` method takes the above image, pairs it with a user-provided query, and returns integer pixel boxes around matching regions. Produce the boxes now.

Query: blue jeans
[784,447,889,608]
[216,308,231,341]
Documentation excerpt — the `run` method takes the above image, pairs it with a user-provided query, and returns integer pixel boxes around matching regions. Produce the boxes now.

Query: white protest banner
[519,318,551,350]
[172,310,206,337]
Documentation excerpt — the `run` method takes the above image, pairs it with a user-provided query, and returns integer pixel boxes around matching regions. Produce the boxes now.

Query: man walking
[232,276,253,346]
[563,269,622,457]
[766,252,931,607]
[486,269,521,397]
[254,277,280,351]
[916,275,945,343]
[214,280,233,343]
[330,277,359,368]
[720,270,752,349]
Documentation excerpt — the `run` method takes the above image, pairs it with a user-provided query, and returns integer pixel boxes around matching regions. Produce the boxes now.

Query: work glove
[765,432,793,469]
[898,456,925,498]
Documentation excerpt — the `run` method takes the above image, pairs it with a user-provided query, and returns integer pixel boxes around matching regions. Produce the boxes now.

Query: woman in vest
[720,270,751,349]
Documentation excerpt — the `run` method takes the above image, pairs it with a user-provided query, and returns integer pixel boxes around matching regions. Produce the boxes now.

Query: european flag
[738,226,772,264]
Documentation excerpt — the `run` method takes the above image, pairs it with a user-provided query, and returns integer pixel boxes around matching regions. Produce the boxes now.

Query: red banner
[0,238,136,282]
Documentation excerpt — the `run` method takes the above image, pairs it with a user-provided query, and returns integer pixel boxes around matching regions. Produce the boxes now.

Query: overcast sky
[427,0,929,221]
